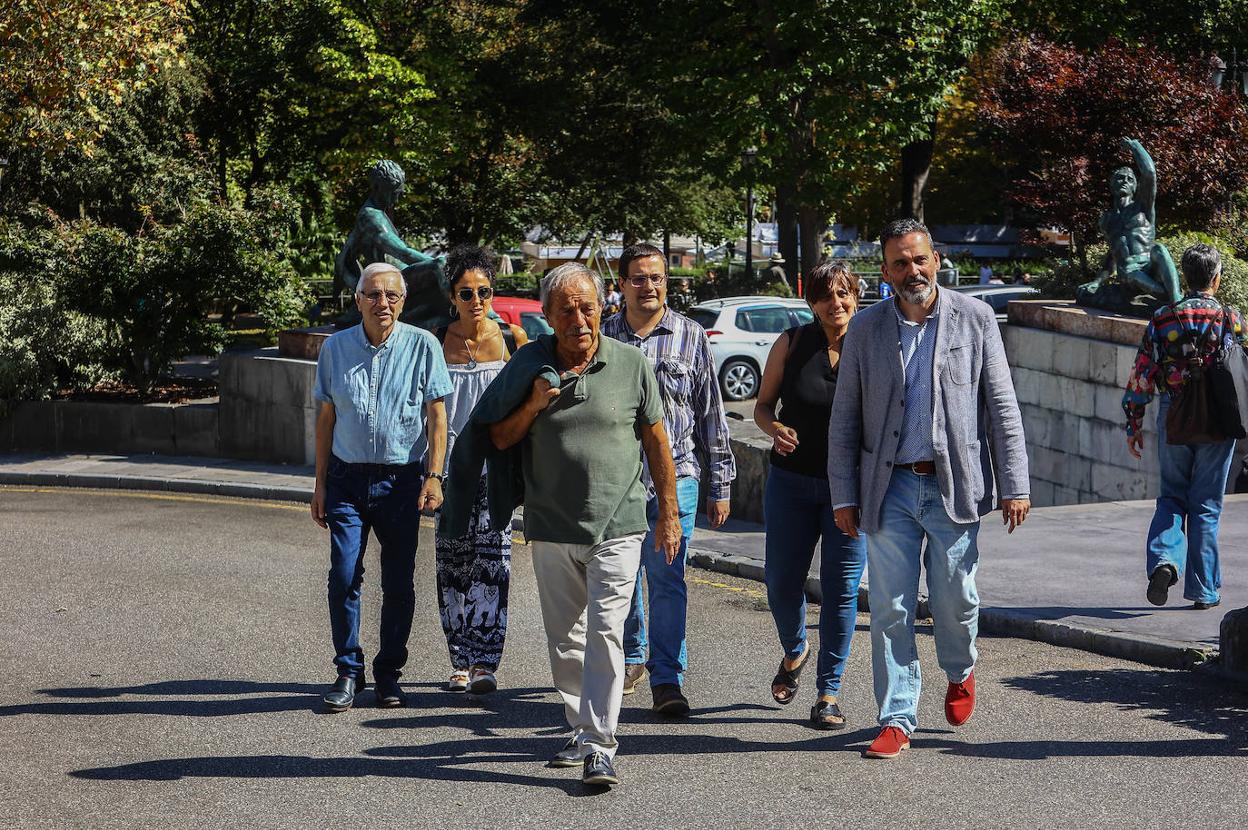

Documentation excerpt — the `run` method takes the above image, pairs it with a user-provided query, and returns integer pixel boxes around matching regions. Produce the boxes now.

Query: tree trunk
[899,115,937,222]
[776,183,799,291]
[798,205,823,287]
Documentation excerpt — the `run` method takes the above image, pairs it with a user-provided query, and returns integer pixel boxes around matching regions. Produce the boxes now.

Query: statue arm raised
[1123,138,1156,214]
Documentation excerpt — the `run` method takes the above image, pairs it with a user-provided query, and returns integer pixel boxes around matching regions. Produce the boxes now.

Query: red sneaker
[863,726,910,759]
[945,671,975,726]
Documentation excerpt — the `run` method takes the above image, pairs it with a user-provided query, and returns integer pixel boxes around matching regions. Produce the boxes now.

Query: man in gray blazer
[829,218,1030,760]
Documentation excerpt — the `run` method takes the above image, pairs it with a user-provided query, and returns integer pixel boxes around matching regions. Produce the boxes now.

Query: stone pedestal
[1007,299,1147,347]
[277,326,335,361]
[1221,607,1248,682]
[219,348,318,464]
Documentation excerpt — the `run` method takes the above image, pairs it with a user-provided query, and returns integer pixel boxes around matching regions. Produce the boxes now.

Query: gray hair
[540,262,604,311]
[356,262,407,296]
[1181,243,1222,291]
[879,218,934,254]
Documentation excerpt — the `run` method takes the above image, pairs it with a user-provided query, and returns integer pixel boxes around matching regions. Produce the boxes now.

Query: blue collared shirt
[313,322,453,465]
[602,307,737,501]
[894,294,940,465]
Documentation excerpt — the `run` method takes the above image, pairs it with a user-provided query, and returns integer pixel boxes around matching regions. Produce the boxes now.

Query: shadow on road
[997,668,1248,752]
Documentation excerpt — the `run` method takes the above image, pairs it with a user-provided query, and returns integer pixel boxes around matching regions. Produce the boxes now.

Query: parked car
[951,284,1041,321]
[490,295,553,340]
[688,296,814,401]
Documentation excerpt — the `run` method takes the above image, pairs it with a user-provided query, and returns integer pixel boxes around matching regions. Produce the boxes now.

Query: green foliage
[493,272,540,297]
[0,221,114,409]
[0,0,186,157]
[977,38,1248,267]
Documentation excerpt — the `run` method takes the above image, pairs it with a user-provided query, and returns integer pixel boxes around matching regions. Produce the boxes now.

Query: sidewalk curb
[0,471,312,504]
[688,543,1215,673]
[3,472,1221,674]
[0,471,530,530]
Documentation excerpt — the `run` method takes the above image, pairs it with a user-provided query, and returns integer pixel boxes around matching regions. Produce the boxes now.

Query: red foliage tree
[977,37,1248,270]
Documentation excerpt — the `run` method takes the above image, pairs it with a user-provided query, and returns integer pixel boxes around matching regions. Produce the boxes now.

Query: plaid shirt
[1121,292,1248,436]
[602,307,737,501]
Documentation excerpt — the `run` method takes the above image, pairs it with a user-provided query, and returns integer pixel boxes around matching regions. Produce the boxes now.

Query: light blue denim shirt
[894,294,940,465]
[313,322,453,465]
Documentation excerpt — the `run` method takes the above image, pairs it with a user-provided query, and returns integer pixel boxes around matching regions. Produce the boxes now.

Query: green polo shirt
[522,334,664,545]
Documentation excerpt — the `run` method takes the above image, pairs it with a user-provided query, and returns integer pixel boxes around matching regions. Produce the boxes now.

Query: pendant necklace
[464,331,479,370]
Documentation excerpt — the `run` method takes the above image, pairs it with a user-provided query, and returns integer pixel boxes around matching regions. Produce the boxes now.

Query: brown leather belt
[896,460,936,475]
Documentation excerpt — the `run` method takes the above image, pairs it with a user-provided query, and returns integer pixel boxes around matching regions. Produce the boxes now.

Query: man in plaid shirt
[1122,243,1248,610]
[603,243,736,716]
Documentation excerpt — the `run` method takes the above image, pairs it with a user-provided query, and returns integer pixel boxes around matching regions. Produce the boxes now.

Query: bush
[0,196,311,397]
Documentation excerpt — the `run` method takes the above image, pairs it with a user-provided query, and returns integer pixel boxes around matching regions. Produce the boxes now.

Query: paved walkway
[2,452,1244,671]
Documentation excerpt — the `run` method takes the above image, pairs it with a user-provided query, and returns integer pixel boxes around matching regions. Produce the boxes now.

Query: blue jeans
[868,468,979,735]
[325,455,423,681]
[622,477,699,686]
[763,465,866,697]
[1148,398,1236,604]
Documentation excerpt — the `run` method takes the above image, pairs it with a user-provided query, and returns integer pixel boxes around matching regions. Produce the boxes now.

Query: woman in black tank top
[752,261,868,730]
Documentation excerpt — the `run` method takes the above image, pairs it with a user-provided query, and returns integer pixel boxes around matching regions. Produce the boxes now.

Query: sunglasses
[456,286,493,302]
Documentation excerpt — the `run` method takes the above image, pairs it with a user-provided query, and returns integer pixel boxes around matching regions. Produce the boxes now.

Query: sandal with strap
[810,698,847,730]
[447,670,470,693]
[770,648,809,705]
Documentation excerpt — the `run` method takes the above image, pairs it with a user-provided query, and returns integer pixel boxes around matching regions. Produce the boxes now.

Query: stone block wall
[1002,324,1159,506]
[218,349,318,464]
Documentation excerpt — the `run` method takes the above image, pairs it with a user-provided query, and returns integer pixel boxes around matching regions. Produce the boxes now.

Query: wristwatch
[425,472,447,482]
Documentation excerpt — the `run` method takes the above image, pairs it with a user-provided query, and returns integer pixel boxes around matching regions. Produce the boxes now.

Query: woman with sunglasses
[433,245,528,694]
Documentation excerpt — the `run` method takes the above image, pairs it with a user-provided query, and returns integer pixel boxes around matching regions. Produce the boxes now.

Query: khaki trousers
[530,533,644,759]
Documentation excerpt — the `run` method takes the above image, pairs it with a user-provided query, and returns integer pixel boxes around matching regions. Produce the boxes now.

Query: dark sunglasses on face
[456,286,493,302]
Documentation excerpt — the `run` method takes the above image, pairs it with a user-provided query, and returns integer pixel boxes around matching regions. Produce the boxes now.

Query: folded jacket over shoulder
[440,338,561,539]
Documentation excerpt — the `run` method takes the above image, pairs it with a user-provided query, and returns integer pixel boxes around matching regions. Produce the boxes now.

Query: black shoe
[322,676,363,712]
[651,683,690,717]
[374,676,407,708]
[1193,599,1222,610]
[582,751,619,786]
[1147,565,1176,607]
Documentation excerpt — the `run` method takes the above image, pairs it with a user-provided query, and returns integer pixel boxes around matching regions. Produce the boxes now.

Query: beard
[898,277,935,305]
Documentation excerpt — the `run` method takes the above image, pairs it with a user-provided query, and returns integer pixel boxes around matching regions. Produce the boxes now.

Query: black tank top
[770,323,838,479]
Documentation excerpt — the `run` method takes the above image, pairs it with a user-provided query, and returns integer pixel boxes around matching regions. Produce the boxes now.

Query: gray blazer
[827,289,1029,533]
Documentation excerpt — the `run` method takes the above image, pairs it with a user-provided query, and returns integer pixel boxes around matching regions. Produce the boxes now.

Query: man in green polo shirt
[489,262,680,788]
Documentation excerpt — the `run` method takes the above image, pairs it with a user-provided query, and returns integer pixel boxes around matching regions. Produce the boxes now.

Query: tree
[0,0,186,160]
[977,37,1248,271]
[672,0,1002,278]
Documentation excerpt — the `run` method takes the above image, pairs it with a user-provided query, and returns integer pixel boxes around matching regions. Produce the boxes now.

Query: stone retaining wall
[1001,324,1158,507]
[0,399,219,457]
[218,348,318,464]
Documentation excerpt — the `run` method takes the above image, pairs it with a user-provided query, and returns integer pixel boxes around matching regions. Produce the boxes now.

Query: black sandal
[770,649,809,705]
[810,698,846,730]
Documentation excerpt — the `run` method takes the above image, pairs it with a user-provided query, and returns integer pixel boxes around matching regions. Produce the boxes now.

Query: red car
[490,295,553,340]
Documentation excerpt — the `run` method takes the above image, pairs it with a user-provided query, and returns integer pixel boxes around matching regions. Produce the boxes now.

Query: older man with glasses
[311,261,452,712]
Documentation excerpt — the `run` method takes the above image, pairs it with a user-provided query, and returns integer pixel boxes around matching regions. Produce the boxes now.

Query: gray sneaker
[582,751,619,786]
[547,738,582,768]
[622,663,648,696]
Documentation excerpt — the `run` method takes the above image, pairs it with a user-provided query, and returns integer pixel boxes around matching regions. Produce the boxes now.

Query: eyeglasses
[361,290,405,305]
[624,274,667,288]
[456,286,494,302]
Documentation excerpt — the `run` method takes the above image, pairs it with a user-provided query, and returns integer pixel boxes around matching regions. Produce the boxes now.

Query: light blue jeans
[622,476,699,686]
[1147,397,1236,604]
[867,468,979,735]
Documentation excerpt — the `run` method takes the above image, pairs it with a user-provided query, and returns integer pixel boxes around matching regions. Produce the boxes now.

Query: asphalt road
[1,486,1245,829]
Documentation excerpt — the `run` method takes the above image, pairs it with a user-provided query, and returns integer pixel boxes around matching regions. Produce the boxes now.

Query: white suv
[687,296,813,401]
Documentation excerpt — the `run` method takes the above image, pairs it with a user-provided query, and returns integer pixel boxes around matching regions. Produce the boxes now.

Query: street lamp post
[741,146,757,280]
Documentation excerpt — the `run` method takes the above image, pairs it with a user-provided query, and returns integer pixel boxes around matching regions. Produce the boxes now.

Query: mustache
[564,326,593,337]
